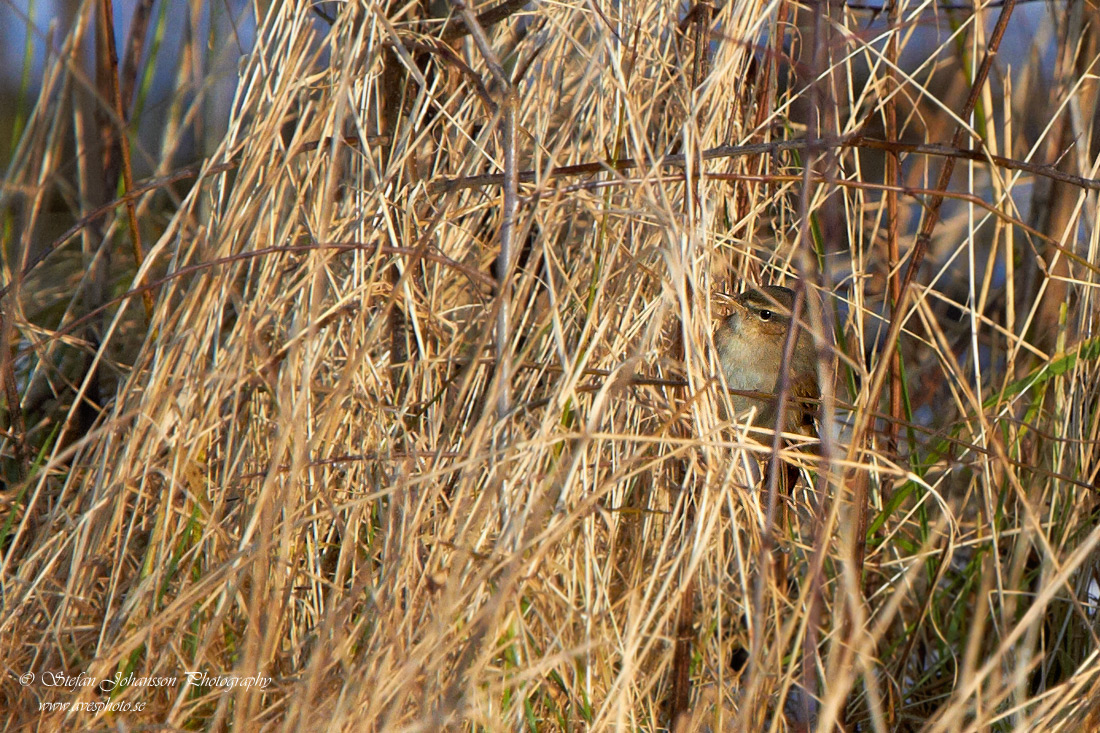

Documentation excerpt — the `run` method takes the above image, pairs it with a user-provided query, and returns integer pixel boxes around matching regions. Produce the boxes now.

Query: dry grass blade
[2,0,1100,731]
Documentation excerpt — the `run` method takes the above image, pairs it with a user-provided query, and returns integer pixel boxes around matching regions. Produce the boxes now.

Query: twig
[441,0,532,43]
[854,135,1100,192]
[0,161,235,300]
[99,0,151,320]
[847,0,1020,462]
[450,0,519,422]
[429,134,1100,194]
[14,240,495,362]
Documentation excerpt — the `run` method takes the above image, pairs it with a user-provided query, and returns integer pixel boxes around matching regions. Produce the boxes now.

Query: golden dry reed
[3,0,1100,731]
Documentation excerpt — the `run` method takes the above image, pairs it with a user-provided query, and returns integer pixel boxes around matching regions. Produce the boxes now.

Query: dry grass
[3,0,1100,730]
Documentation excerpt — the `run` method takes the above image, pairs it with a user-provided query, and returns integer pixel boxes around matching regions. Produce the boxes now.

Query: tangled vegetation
[3,0,1100,730]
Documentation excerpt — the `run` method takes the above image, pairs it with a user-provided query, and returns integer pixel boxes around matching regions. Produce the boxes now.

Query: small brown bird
[713,285,819,434]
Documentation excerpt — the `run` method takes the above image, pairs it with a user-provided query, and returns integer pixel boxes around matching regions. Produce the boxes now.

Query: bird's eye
[758,310,772,321]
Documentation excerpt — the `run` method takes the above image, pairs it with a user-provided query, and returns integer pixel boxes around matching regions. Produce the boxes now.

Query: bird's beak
[722,303,744,333]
